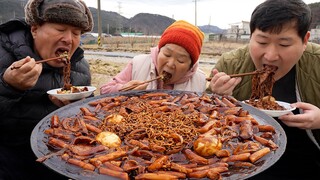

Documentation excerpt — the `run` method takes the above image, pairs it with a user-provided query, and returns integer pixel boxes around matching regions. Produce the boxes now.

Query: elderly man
[0,0,93,179]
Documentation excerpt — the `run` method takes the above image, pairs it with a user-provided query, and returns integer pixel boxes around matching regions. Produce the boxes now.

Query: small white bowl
[47,86,96,101]
[261,101,296,117]
[244,100,296,117]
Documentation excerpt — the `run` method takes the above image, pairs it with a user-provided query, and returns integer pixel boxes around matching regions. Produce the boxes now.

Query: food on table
[246,95,286,111]
[38,92,280,179]
[57,51,69,65]
[105,114,123,124]
[246,65,285,110]
[193,134,222,157]
[60,51,72,91]
[96,131,122,148]
[56,86,89,94]
[161,71,172,83]
[48,51,85,95]
[119,72,172,92]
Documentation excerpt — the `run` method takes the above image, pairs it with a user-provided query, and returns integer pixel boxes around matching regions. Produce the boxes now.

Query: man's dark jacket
[0,19,91,146]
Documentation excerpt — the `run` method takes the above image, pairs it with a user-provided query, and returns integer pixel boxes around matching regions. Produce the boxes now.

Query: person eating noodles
[208,0,320,179]
[0,0,93,179]
[100,20,207,94]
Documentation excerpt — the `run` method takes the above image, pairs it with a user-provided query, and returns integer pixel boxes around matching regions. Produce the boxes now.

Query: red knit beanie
[158,20,204,65]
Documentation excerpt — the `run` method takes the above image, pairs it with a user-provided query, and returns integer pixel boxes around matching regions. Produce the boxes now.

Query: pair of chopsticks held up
[10,52,69,70]
[119,72,172,91]
[205,71,262,81]
[119,75,163,91]
[120,71,262,92]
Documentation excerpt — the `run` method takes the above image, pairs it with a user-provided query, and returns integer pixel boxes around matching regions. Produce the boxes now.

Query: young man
[209,0,320,179]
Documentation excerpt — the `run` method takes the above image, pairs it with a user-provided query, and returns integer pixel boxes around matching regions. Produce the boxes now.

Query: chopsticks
[10,56,68,70]
[206,71,261,81]
[119,76,163,92]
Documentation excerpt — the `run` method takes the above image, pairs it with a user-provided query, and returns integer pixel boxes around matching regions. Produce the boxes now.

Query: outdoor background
[84,39,245,95]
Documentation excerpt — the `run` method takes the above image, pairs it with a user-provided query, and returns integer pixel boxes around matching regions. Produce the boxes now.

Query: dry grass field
[83,37,246,56]
[83,38,246,94]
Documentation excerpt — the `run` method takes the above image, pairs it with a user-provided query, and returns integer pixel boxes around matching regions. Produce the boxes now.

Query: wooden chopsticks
[206,71,261,81]
[119,76,163,92]
[10,55,68,70]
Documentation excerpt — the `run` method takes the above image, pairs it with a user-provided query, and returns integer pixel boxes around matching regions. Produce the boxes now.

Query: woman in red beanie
[100,20,207,94]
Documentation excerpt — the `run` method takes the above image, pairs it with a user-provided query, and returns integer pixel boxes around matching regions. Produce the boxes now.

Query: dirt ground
[87,55,125,95]
[86,54,217,95]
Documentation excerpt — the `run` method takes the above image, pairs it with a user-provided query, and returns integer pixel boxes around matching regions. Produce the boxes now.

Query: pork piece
[68,144,106,156]
[161,71,172,83]
[68,136,106,156]
[148,155,169,172]
[233,141,261,154]
[99,167,129,180]
[44,128,73,141]
[51,115,60,128]
[184,149,208,165]
[135,173,178,180]
[249,147,271,163]
[259,65,278,84]
[239,120,253,140]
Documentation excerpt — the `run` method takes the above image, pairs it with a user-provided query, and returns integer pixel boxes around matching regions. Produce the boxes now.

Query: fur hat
[25,0,93,33]
[158,20,204,65]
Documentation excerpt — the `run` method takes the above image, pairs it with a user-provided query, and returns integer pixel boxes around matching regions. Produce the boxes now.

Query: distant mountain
[0,0,224,35]
[89,8,129,34]
[90,9,177,35]
[0,0,26,24]
[199,25,225,34]
[89,8,224,35]
[128,13,176,35]
[1,0,319,35]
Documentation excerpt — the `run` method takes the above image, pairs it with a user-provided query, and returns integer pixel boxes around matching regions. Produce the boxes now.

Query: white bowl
[47,86,96,101]
[244,100,296,117]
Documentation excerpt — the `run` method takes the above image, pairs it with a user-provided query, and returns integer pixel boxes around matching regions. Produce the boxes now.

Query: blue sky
[83,0,320,29]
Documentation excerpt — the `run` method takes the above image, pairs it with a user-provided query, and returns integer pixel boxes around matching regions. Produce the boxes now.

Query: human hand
[120,80,148,91]
[3,56,42,91]
[209,69,242,96]
[278,102,320,129]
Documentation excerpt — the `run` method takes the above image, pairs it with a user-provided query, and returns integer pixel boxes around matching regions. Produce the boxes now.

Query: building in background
[310,26,320,43]
[225,21,250,41]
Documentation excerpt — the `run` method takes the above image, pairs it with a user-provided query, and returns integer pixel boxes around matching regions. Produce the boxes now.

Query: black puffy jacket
[0,19,91,146]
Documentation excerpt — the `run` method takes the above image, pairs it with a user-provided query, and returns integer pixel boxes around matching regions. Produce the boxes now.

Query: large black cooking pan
[31,90,287,180]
